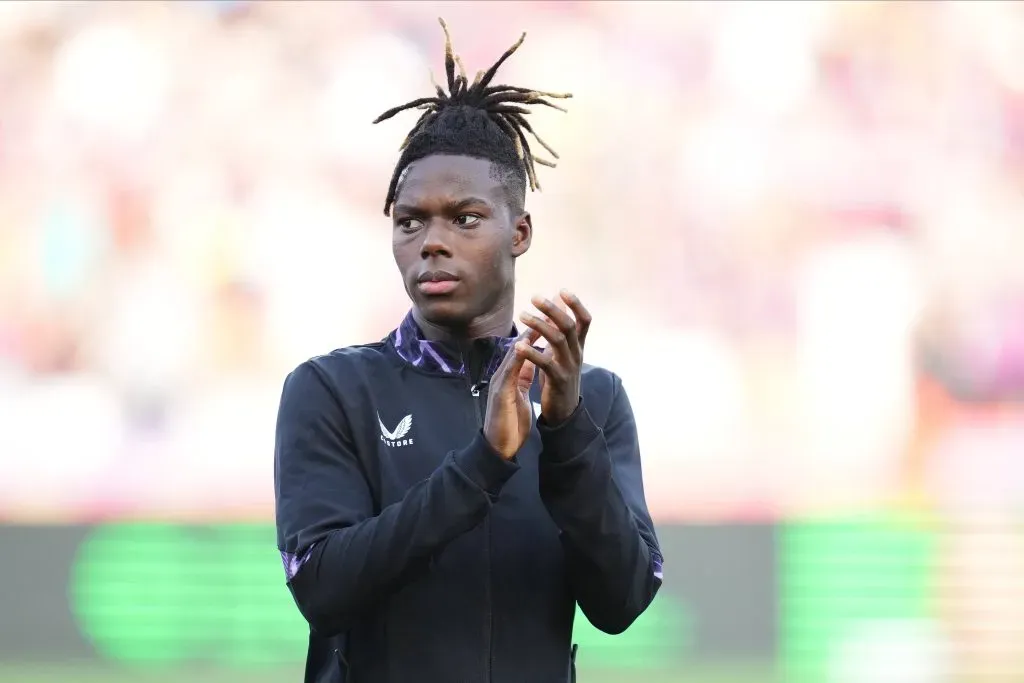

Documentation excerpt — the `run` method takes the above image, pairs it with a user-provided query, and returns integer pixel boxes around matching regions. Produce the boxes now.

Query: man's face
[391,154,531,329]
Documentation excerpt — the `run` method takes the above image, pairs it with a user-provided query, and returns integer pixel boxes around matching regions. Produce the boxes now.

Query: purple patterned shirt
[388,311,519,378]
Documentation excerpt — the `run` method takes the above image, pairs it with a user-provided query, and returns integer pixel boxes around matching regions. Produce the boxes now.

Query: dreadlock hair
[373,18,571,217]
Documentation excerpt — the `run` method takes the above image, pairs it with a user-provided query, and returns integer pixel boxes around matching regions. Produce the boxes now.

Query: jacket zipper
[463,343,493,683]
[469,381,487,424]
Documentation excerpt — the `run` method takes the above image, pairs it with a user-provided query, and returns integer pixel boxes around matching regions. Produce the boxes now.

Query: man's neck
[413,300,515,342]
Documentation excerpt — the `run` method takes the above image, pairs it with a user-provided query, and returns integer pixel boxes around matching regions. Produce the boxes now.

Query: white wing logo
[379,413,413,441]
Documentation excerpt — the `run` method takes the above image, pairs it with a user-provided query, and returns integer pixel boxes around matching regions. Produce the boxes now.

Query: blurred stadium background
[2,1,1024,682]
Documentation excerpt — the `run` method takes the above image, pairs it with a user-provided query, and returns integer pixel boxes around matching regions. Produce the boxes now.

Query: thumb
[516,357,536,393]
[495,328,538,386]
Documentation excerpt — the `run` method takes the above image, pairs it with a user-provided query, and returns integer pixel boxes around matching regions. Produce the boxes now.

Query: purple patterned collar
[387,310,518,378]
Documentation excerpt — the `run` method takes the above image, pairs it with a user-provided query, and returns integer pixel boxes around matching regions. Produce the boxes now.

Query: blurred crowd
[1,0,1023,522]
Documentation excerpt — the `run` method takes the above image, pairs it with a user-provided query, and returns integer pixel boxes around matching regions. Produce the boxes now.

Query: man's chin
[413,297,473,327]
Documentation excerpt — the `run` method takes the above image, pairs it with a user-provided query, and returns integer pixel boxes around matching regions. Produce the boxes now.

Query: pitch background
[1,525,776,681]
[1,520,965,683]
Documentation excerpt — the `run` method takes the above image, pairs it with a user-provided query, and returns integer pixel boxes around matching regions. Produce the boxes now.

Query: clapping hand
[515,290,592,425]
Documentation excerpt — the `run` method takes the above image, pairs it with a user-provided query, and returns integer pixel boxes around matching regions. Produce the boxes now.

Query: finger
[515,339,558,375]
[559,289,592,348]
[554,292,572,320]
[546,295,572,332]
[494,327,541,383]
[519,311,572,360]
[501,339,534,391]
[517,325,542,350]
[515,356,537,393]
[531,295,578,344]
[554,295,580,350]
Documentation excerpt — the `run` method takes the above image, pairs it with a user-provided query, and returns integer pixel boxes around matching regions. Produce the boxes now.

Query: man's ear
[511,212,532,258]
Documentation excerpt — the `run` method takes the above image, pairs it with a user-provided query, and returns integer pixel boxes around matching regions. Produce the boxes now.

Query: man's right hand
[483,329,540,460]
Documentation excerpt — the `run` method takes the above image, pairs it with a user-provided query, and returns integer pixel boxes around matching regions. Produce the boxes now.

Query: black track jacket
[274,312,663,682]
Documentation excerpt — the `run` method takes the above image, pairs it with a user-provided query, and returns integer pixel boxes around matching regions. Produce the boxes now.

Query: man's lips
[417,270,460,295]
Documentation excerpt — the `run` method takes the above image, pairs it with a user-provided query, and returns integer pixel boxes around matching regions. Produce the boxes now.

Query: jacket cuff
[453,430,521,498]
[537,398,602,462]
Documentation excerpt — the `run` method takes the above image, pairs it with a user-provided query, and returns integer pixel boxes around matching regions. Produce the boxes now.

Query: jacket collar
[388,310,518,379]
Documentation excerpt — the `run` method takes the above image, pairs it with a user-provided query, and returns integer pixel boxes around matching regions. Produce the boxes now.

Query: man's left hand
[517,290,592,425]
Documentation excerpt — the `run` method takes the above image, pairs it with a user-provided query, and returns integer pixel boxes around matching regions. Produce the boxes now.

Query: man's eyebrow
[391,203,424,216]
[449,196,493,210]
[392,196,494,216]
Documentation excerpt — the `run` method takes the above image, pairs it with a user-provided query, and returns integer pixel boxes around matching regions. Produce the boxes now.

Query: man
[275,19,662,683]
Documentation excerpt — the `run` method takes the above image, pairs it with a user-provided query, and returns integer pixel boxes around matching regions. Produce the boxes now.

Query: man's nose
[420,221,452,259]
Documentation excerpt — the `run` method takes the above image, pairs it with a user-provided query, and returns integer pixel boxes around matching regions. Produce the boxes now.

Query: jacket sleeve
[537,373,663,634]
[275,360,520,636]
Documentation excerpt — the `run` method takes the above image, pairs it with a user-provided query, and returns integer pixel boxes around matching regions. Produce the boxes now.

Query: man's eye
[397,218,423,232]
[454,214,481,227]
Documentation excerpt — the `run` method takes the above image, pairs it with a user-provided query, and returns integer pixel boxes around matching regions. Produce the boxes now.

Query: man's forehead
[395,155,503,205]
